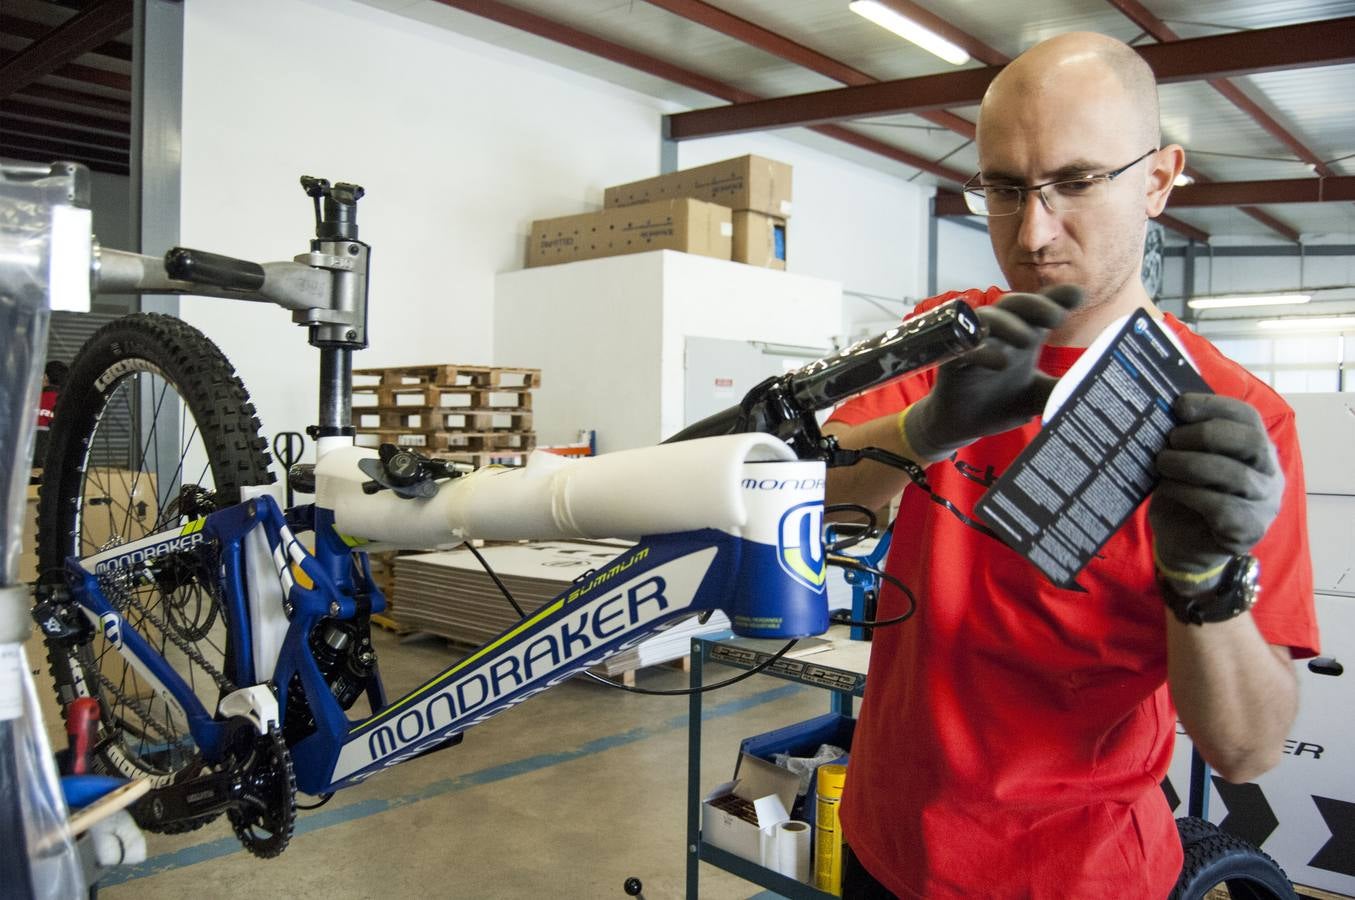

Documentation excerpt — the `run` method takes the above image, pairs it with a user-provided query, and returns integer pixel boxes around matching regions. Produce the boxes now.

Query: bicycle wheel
[37,314,273,809]
[1170,833,1297,900]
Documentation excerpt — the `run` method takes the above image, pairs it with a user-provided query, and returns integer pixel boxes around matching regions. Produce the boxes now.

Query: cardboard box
[740,713,854,828]
[526,198,732,268]
[702,751,801,866]
[733,211,787,270]
[605,155,793,218]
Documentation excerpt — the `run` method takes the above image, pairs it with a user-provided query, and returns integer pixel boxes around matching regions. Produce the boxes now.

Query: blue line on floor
[104,681,807,885]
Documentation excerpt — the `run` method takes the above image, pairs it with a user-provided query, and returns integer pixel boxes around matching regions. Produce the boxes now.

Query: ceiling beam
[810,123,971,183]
[1106,0,1335,178]
[0,12,133,62]
[0,134,129,168]
[863,0,1008,66]
[1230,206,1300,243]
[1171,176,1355,206]
[12,83,132,116]
[447,0,1206,239]
[431,0,757,102]
[642,0,980,141]
[0,115,131,152]
[0,0,134,100]
[647,1,1216,242]
[435,0,967,183]
[1154,213,1210,244]
[642,0,876,86]
[665,17,1355,140]
[2,99,128,134]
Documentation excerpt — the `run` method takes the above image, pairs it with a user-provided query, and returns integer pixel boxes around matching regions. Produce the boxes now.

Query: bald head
[978,32,1160,154]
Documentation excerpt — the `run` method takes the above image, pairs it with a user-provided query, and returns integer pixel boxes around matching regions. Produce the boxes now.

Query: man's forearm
[1167,613,1297,783]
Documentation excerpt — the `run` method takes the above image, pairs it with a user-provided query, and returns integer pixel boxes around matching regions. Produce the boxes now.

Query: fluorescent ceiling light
[1256,315,1355,330]
[1187,293,1311,310]
[849,0,971,66]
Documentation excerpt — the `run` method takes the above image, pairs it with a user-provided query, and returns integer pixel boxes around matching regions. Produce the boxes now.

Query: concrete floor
[25,624,828,900]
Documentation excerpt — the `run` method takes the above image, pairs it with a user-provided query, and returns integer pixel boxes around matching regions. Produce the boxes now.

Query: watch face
[1221,555,1261,619]
[1238,555,1260,601]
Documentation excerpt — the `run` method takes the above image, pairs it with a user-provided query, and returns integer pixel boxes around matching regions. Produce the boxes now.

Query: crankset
[227,725,297,858]
[129,720,297,858]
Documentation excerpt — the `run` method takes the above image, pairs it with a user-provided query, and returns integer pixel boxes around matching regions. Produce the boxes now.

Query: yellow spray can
[813,764,848,895]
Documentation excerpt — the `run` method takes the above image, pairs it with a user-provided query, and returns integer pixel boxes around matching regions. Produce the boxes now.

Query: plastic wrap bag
[1,642,84,898]
[774,743,848,799]
[0,161,93,899]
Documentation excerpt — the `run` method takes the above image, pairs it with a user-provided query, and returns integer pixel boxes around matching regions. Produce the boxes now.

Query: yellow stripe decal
[337,530,368,548]
[351,596,565,735]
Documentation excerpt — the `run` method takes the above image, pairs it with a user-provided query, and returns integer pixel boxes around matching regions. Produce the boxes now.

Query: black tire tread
[1170,832,1296,900]
[1177,815,1221,848]
[34,313,273,829]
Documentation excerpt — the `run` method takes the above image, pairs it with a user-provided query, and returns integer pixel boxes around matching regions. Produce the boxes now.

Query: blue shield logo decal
[777,501,827,592]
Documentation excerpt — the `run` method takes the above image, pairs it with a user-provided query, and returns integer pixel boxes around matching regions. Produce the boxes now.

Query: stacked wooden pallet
[352,363,541,468]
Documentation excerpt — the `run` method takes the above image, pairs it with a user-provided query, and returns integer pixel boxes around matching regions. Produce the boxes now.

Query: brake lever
[358,444,460,499]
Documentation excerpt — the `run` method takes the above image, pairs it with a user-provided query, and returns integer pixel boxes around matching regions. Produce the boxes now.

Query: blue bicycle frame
[67,474,829,796]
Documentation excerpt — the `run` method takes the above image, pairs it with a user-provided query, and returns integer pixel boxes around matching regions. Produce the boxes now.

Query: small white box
[702,752,801,865]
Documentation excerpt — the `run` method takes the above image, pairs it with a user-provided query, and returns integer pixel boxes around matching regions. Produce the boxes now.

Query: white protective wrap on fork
[314,434,798,548]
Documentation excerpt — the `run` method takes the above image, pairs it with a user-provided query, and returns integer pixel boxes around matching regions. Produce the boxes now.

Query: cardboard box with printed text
[526,198,732,268]
[604,155,793,219]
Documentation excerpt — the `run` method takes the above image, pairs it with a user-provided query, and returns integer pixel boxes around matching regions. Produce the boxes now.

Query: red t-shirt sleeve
[1170,324,1320,659]
[827,286,1006,427]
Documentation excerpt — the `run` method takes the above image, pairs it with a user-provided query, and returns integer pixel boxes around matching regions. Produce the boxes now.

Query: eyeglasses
[962,149,1158,217]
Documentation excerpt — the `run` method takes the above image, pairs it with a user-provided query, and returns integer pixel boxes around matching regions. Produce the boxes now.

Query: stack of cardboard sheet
[392,541,730,675]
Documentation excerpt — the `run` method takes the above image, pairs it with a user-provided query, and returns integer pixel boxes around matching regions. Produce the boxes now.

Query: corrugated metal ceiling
[3,0,1352,243]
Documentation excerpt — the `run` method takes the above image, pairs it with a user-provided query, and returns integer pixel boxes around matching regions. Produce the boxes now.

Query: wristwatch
[1160,555,1261,626]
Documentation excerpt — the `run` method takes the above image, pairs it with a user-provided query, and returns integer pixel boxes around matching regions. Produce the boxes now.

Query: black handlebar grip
[164,247,267,292]
[786,299,984,410]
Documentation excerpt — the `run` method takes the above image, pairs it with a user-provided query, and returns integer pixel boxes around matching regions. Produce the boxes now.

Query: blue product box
[739,713,855,828]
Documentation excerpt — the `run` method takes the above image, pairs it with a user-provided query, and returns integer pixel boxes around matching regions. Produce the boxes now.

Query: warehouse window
[1206,331,1354,393]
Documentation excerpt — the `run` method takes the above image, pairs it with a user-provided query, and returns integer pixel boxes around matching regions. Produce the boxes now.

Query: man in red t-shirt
[823,33,1319,899]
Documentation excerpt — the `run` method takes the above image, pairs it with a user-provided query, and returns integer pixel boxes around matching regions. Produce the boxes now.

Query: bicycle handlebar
[665,299,985,453]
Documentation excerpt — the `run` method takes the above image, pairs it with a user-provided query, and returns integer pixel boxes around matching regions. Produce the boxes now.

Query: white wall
[672,133,933,316]
[179,0,671,455]
[934,217,1006,297]
[176,0,938,461]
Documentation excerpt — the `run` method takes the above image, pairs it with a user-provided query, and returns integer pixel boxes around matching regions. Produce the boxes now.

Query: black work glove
[904,284,1083,461]
[1149,393,1284,589]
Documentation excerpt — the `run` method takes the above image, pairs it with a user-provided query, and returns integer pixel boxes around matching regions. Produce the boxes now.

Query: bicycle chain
[119,583,235,694]
[93,668,177,745]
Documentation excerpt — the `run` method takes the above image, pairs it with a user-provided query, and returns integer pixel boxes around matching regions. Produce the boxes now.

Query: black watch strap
[1160,555,1261,626]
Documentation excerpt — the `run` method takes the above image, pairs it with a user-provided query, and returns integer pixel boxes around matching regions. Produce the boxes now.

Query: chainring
[227,726,297,859]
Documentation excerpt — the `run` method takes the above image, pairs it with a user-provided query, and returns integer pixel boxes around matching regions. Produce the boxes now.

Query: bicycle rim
[39,314,273,788]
